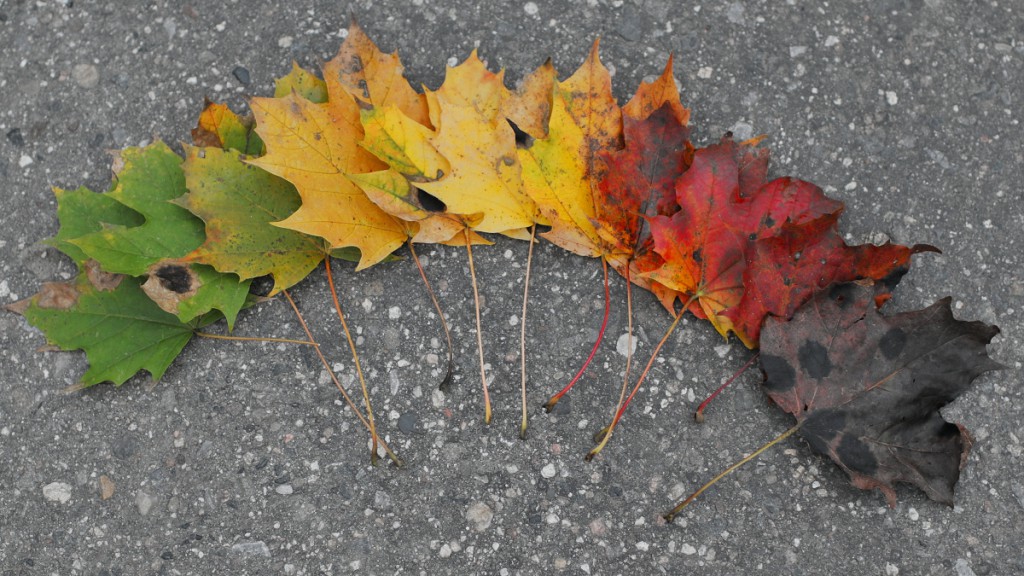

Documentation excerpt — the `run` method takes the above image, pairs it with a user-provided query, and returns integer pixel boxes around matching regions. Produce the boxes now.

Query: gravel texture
[1,1,1021,574]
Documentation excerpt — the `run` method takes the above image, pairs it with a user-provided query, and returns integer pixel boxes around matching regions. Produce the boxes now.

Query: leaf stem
[193,331,319,347]
[408,238,454,390]
[663,422,801,522]
[519,223,538,440]
[543,258,611,412]
[281,288,402,466]
[694,352,760,423]
[587,294,696,460]
[586,263,634,461]
[465,228,491,425]
[323,257,381,466]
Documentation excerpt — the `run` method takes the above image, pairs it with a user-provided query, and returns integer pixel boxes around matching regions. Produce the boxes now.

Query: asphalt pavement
[1,1,1021,574]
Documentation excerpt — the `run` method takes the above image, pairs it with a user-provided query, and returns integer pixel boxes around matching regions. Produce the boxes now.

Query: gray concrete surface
[1,1,1021,574]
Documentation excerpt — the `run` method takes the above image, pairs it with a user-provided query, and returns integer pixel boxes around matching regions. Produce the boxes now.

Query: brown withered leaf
[759,282,1002,506]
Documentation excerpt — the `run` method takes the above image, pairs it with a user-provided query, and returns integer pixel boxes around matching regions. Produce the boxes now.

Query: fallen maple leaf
[596,56,692,292]
[275,61,328,103]
[759,281,1001,506]
[59,142,250,327]
[177,144,325,295]
[520,40,622,257]
[414,51,538,236]
[20,275,214,386]
[191,100,264,155]
[249,83,406,270]
[324,20,430,127]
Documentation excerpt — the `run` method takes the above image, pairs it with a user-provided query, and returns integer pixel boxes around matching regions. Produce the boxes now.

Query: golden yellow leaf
[414,52,538,236]
[249,89,406,270]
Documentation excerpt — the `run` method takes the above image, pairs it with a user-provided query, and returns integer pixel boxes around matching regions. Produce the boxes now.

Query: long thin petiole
[281,288,402,466]
[323,257,380,466]
[465,228,492,424]
[663,423,801,522]
[694,352,760,423]
[585,264,634,461]
[588,294,697,460]
[543,258,611,412]
[194,331,319,347]
[408,238,454,390]
[519,223,538,440]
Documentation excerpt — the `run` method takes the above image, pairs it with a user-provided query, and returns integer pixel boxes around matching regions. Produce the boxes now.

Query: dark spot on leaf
[828,283,857,308]
[154,265,193,294]
[803,409,846,455]
[356,78,370,100]
[836,434,878,476]
[415,188,447,213]
[879,328,907,360]
[764,215,775,228]
[760,354,796,392]
[692,249,702,263]
[798,340,832,379]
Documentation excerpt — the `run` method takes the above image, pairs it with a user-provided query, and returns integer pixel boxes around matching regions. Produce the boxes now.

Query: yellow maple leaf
[354,106,489,246]
[249,87,406,270]
[518,40,623,258]
[413,52,538,236]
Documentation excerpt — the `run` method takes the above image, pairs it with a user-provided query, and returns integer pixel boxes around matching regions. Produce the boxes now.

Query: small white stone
[908,507,919,521]
[885,91,899,105]
[388,306,402,319]
[697,67,713,79]
[885,562,900,576]
[825,35,840,47]
[789,46,807,57]
[524,2,539,15]
[541,463,557,478]
[466,502,494,532]
[439,543,453,558]
[135,490,155,516]
[636,541,649,551]
[275,484,294,495]
[681,543,697,555]
[616,333,637,357]
[42,482,72,503]
[18,155,33,168]
[278,36,293,48]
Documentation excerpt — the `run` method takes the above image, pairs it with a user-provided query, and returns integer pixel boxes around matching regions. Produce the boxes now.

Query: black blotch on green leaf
[154,265,193,294]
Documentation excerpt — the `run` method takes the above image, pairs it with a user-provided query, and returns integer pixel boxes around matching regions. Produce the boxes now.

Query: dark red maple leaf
[596,102,691,294]
[724,214,940,345]
[646,135,843,346]
[759,281,1002,506]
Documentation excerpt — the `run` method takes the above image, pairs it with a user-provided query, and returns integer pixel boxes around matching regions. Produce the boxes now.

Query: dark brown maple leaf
[759,282,1002,506]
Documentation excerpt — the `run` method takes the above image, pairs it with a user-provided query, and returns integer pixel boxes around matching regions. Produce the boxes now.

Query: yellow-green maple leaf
[519,41,623,258]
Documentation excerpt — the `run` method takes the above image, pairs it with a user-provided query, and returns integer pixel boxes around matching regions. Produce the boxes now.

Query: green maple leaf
[177,144,325,294]
[63,142,250,328]
[70,141,204,275]
[47,186,144,267]
[22,275,215,387]
[274,62,328,103]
